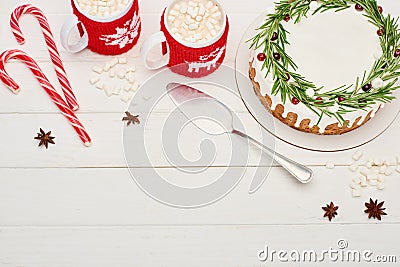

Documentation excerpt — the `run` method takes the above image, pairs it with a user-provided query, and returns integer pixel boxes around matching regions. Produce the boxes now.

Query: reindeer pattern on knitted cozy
[186,46,226,73]
[99,13,141,49]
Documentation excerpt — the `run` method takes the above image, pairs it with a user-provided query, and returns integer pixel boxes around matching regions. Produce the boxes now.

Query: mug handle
[140,31,170,70]
[60,15,89,53]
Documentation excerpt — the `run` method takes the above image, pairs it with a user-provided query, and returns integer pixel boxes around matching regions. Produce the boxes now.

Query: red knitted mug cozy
[160,10,229,78]
[71,0,141,55]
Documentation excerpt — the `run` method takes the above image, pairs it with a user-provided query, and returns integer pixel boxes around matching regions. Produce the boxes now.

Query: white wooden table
[0,0,399,266]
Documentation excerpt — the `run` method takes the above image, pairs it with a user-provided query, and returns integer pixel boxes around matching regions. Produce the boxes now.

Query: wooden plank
[0,112,399,167]
[1,0,275,15]
[0,167,398,225]
[0,225,399,266]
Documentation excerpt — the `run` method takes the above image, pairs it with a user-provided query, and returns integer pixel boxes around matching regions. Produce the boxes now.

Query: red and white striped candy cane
[0,49,91,147]
[10,4,80,111]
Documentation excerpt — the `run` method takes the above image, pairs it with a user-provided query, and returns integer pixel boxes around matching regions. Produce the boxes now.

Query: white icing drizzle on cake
[251,8,386,133]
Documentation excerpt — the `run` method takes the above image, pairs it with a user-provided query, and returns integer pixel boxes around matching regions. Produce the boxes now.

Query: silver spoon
[166,82,313,189]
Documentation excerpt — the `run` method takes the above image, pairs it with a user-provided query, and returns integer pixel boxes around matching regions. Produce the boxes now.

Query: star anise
[34,128,55,149]
[322,202,339,221]
[365,198,387,220]
[122,111,140,126]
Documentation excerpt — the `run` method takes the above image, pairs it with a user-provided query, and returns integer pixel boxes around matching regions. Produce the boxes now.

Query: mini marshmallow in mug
[141,0,229,78]
[61,0,141,55]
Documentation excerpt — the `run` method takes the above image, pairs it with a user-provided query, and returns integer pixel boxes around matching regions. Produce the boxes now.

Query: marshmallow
[92,66,103,74]
[352,176,361,184]
[379,165,387,174]
[126,66,136,73]
[112,86,122,95]
[305,88,315,98]
[199,5,206,16]
[98,6,108,13]
[180,6,188,14]
[168,16,175,22]
[104,85,114,97]
[325,162,335,169]
[372,78,384,88]
[89,10,97,16]
[328,103,340,113]
[118,58,128,64]
[352,151,363,161]
[360,176,368,187]
[210,6,219,13]
[373,158,383,166]
[377,182,385,190]
[167,0,223,44]
[103,62,111,72]
[126,73,136,84]
[349,163,359,172]
[351,189,361,197]
[384,167,393,176]
[367,173,378,181]
[189,23,199,30]
[206,21,214,30]
[209,18,219,24]
[90,76,100,85]
[130,81,140,91]
[95,82,104,90]
[123,83,131,92]
[117,70,126,79]
[110,58,119,67]
[120,91,133,103]
[350,182,361,190]
[212,11,222,18]
[360,167,368,176]
[396,166,400,173]
[188,1,197,7]
[170,9,179,16]
[373,48,383,59]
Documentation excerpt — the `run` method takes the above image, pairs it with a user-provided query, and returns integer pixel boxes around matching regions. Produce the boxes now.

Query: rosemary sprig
[249,0,400,125]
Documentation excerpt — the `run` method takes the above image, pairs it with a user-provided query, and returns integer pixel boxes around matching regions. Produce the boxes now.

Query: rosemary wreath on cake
[249,0,400,126]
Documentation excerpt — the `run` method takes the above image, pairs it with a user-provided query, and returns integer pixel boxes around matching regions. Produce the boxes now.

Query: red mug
[141,0,229,78]
[61,0,141,55]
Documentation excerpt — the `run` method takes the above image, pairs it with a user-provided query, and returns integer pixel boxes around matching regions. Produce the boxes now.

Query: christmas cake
[249,0,400,135]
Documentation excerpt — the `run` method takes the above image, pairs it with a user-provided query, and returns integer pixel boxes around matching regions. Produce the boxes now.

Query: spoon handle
[232,129,313,184]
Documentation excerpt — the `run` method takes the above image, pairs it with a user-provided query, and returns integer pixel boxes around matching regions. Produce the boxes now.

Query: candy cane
[0,49,91,147]
[10,4,79,111]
